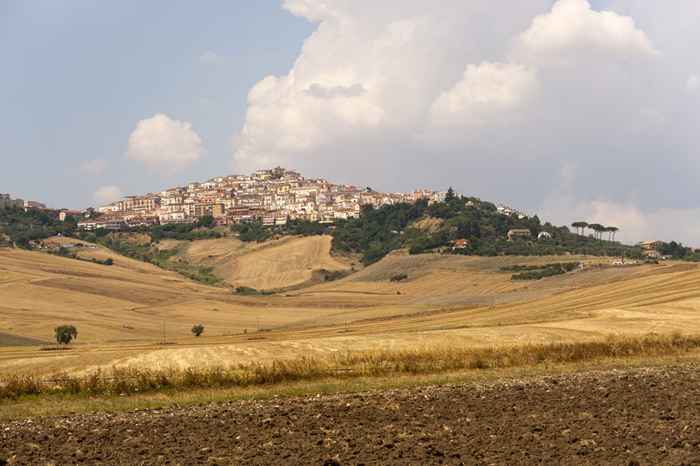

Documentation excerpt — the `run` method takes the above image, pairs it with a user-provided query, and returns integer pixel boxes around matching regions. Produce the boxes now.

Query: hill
[162,235,353,290]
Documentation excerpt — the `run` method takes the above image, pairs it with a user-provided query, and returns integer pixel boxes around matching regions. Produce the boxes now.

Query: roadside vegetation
[2,333,698,401]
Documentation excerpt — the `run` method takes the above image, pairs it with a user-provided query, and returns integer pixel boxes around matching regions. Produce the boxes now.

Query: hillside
[162,235,353,290]
[5,239,700,378]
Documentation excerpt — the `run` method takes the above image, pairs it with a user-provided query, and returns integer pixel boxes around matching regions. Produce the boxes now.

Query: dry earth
[3,364,700,465]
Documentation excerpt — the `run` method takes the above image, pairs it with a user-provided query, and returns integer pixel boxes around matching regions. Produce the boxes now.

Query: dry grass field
[2,242,700,380]
[159,235,353,290]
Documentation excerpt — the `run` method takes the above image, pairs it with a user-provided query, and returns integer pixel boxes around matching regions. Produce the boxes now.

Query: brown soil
[3,364,700,465]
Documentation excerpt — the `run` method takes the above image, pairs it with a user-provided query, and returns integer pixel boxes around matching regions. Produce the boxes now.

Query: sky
[2,0,700,244]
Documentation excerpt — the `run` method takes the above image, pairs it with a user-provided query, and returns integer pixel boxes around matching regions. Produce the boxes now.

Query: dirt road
[3,365,700,465]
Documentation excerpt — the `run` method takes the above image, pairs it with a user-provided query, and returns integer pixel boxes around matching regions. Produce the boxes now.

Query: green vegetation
[231,220,270,242]
[507,262,581,281]
[390,273,409,282]
[98,237,222,285]
[54,325,77,345]
[234,286,273,296]
[0,206,76,248]
[2,333,698,401]
[332,197,643,264]
[332,201,428,264]
[150,221,223,242]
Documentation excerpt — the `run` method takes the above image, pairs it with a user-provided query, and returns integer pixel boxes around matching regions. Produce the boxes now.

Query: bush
[390,273,408,282]
[511,262,580,281]
[55,325,78,345]
[191,324,205,337]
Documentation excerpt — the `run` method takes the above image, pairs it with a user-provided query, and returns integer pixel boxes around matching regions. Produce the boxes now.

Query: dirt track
[3,365,700,465]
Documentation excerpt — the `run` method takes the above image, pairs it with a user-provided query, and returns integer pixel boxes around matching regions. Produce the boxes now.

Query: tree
[445,187,456,202]
[197,215,215,228]
[571,221,588,236]
[608,226,619,242]
[191,324,205,337]
[588,224,604,240]
[55,325,78,345]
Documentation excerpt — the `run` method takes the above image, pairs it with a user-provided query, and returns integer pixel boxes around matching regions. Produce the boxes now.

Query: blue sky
[1,1,312,208]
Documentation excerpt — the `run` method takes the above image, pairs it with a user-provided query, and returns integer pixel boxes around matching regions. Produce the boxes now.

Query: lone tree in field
[54,325,78,345]
[191,324,205,337]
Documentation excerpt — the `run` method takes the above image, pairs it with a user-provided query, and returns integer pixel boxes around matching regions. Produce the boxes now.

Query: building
[59,210,83,222]
[639,240,664,252]
[0,194,24,209]
[451,239,470,250]
[24,200,47,210]
[537,231,553,241]
[77,218,128,231]
[92,167,452,229]
[507,229,532,241]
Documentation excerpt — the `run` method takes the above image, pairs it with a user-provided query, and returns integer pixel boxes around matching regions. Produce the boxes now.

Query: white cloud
[516,0,657,63]
[127,114,204,174]
[199,50,225,65]
[93,186,123,205]
[429,62,538,129]
[79,159,108,176]
[230,0,700,242]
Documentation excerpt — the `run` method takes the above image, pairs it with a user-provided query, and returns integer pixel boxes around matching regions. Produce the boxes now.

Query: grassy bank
[2,333,698,402]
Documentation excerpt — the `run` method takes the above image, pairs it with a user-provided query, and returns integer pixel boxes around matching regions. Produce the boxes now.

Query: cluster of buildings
[0,193,46,210]
[82,167,449,231]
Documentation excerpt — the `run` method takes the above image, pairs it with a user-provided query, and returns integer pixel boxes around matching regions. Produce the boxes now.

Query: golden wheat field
[2,238,700,378]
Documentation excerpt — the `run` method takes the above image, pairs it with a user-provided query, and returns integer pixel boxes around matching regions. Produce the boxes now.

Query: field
[3,241,700,380]
[4,363,700,464]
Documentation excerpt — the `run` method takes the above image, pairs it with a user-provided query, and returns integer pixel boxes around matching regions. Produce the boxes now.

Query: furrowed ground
[3,364,700,465]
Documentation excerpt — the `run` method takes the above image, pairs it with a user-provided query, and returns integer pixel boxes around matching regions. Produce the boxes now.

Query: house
[507,229,532,241]
[537,231,552,241]
[451,239,470,251]
[59,210,82,222]
[644,249,662,259]
[639,240,664,251]
[77,219,128,231]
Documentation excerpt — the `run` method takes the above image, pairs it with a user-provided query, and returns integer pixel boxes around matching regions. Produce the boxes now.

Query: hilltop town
[81,167,467,230]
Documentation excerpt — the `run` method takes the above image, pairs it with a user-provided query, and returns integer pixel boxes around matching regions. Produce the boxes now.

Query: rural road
[3,364,700,465]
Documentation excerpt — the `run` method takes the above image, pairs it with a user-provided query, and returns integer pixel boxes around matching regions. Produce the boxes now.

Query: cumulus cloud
[231,0,700,242]
[127,114,204,174]
[305,83,367,99]
[515,0,657,63]
[93,185,123,205]
[429,62,538,129]
[79,159,108,176]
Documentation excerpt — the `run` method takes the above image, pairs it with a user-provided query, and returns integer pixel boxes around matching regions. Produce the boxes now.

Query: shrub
[54,325,78,345]
[191,324,205,337]
[390,273,408,282]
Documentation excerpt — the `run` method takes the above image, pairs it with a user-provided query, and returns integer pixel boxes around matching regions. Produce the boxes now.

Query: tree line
[571,222,619,241]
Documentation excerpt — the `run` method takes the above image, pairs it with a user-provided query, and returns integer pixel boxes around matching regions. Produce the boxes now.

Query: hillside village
[81,167,513,230]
